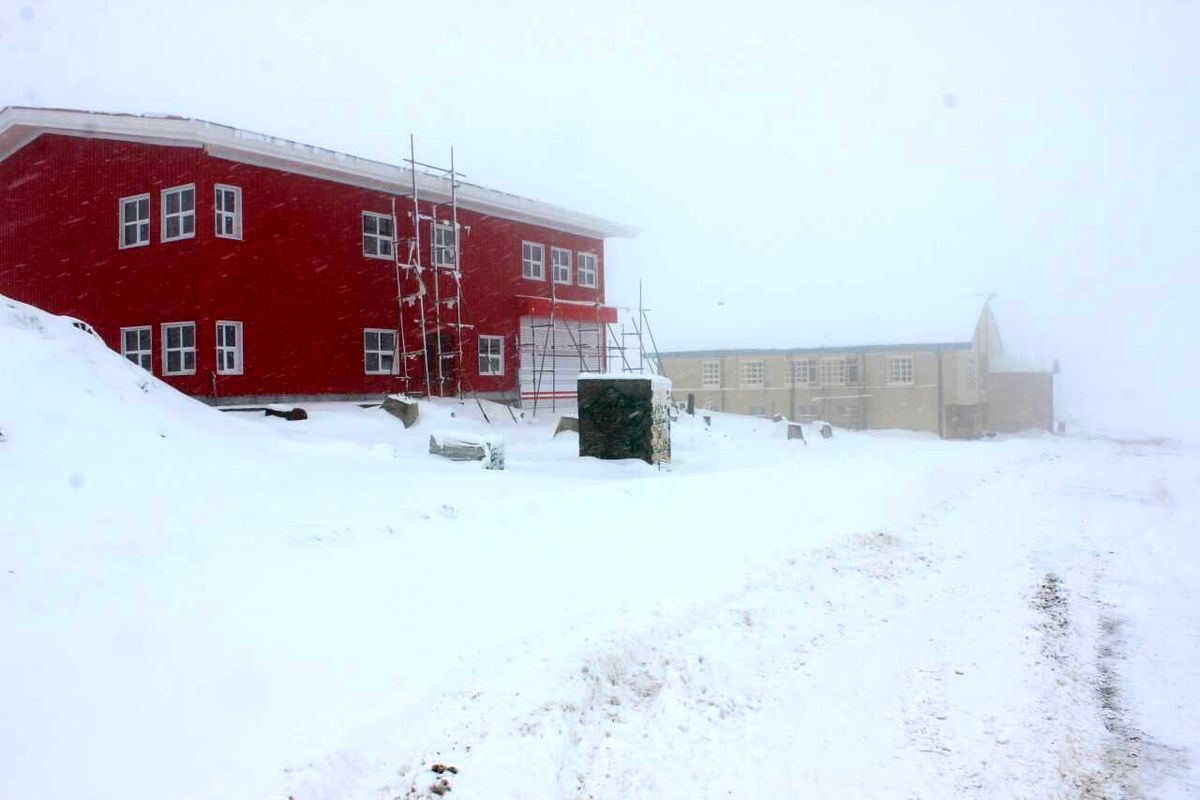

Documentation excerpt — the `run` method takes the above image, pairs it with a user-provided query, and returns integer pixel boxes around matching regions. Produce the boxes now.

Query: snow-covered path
[329,438,1198,800]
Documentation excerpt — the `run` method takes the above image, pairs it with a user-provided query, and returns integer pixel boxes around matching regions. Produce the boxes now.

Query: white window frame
[119,193,151,249]
[844,356,860,384]
[432,223,457,268]
[701,359,721,388]
[362,212,395,260]
[214,184,242,240]
[522,241,545,280]
[363,328,397,375]
[160,184,196,243]
[551,246,572,285]
[478,334,504,376]
[788,357,820,386]
[215,320,244,376]
[888,355,916,386]
[740,359,765,387]
[787,359,809,386]
[120,325,153,370]
[577,252,598,288]
[161,322,197,376]
[820,357,847,387]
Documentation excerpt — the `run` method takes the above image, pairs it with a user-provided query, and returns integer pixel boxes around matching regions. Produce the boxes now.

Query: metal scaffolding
[390,136,470,400]
[524,280,664,417]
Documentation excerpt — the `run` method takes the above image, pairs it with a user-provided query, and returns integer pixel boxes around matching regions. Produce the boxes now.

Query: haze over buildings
[3,0,1197,436]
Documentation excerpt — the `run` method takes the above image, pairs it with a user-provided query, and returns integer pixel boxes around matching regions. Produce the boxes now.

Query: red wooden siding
[0,133,609,401]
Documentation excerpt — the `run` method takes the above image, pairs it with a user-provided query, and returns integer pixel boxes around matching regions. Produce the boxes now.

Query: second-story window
[119,193,150,248]
[788,359,811,386]
[522,241,545,280]
[161,184,196,242]
[820,358,847,387]
[577,252,598,288]
[363,212,395,259]
[215,185,242,239]
[740,359,765,387]
[888,356,915,385]
[551,247,572,284]
[432,223,457,268]
[844,356,860,383]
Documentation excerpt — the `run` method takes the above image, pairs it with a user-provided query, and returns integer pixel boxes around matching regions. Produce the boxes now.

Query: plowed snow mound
[0,294,248,462]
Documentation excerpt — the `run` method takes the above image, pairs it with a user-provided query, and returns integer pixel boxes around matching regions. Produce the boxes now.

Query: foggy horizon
[4,0,1197,437]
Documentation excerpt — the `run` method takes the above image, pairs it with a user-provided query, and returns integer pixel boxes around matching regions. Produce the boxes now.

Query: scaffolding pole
[431,205,445,395]
[390,195,408,385]
[450,146,464,398]
[408,134,433,398]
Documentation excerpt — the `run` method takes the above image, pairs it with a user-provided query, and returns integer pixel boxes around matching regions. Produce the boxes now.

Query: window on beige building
[788,359,813,386]
[701,359,721,387]
[844,356,860,383]
[820,358,847,386]
[888,356,915,385]
[805,358,820,386]
[740,359,765,386]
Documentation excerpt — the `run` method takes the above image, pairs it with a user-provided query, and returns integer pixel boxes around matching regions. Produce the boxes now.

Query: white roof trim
[0,106,639,239]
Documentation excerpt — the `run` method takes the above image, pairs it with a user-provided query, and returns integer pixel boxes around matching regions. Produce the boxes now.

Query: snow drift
[1,294,1196,799]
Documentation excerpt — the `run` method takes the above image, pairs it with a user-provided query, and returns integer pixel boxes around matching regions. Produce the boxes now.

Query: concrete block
[382,395,420,428]
[577,374,671,465]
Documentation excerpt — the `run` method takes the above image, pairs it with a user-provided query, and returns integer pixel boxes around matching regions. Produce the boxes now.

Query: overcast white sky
[3,0,1198,435]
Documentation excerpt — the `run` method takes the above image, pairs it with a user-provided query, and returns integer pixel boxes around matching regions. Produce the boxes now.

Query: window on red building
[161,184,196,242]
[363,212,395,259]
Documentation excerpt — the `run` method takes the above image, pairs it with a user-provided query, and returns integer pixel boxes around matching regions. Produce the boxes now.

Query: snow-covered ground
[1,296,1196,799]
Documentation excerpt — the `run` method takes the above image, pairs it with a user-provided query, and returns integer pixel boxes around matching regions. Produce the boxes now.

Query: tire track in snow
[369,454,1061,799]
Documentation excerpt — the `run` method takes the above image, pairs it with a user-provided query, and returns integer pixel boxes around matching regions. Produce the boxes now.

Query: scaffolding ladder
[391,138,475,399]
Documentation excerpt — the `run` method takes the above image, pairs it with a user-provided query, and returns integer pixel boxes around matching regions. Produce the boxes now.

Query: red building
[0,107,636,407]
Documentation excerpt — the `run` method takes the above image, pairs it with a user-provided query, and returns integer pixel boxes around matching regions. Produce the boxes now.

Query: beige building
[660,300,1055,438]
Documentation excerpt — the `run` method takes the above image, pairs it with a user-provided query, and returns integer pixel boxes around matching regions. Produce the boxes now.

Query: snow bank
[2,294,1195,799]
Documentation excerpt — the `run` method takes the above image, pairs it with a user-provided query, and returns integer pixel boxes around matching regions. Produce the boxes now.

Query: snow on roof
[0,106,638,240]
[663,296,990,357]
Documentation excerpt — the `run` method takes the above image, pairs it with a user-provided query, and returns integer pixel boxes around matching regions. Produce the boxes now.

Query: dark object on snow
[264,406,308,421]
[62,315,101,339]
[429,431,505,470]
[577,375,671,465]
[819,422,833,439]
[431,764,458,775]
[787,422,807,444]
[554,415,579,437]
[703,415,711,428]
[381,395,420,428]
[686,393,695,416]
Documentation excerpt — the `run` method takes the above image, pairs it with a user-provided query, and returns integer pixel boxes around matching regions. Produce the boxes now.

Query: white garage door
[519,315,604,412]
